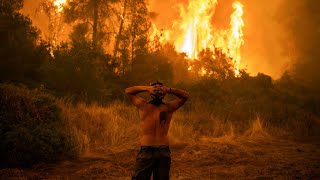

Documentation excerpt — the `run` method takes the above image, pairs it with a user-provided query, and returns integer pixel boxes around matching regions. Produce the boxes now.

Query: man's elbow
[124,88,131,95]
[184,92,191,100]
[180,95,190,102]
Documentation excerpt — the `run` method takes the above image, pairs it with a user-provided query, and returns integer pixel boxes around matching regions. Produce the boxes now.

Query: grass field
[1,101,319,179]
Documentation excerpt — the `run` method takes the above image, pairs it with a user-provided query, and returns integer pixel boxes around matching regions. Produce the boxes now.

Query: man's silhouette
[125,82,190,180]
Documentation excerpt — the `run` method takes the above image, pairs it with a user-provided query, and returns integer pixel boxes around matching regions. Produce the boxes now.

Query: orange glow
[150,0,245,75]
[175,0,217,59]
[53,0,67,12]
[227,1,244,75]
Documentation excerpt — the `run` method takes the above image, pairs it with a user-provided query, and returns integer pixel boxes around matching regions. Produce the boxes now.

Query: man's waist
[140,145,170,150]
[140,135,169,146]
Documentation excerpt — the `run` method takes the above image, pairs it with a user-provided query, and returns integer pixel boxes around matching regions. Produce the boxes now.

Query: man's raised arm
[125,86,151,109]
[166,87,190,112]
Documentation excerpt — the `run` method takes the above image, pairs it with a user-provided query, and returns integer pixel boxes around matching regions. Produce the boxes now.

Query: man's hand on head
[148,84,158,92]
[154,86,163,94]
[148,85,164,95]
[147,86,156,95]
[158,85,170,94]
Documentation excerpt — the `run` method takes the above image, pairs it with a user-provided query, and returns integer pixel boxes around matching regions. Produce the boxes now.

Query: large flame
[227,1,244,74]
[150,0,245,75]
[175,0,217,59]
[53,0,67,12]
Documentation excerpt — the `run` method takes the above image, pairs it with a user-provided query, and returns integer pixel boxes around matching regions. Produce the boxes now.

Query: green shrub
[0,84,79,167]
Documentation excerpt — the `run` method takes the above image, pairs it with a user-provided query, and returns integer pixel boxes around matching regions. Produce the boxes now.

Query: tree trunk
[131,35,135,71]
[131,1,137,72]
[92,0,99,48]
[113,0,128,57]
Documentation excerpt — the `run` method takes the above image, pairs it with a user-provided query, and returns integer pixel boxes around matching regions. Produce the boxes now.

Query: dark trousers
[132,146,171,180]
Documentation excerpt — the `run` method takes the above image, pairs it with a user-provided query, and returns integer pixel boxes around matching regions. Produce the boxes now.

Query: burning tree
[189,48,236,80]
[150,0,245,76]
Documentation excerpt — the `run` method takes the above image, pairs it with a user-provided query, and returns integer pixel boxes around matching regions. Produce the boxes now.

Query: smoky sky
[21,0,50,37]
[277,0,320,89]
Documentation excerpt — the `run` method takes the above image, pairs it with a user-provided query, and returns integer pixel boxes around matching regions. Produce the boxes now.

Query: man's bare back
[139,103,173,146]
[125,82,189,179]
[125,83,190,146]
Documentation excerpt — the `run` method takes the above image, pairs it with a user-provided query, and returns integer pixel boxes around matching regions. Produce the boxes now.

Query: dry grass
[59,101,285,153]
[243,117,270,139]
[60,101,141,152]
[3,101,319,179]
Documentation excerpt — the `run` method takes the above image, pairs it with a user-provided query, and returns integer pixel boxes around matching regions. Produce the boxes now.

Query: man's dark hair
[150,81,163,86]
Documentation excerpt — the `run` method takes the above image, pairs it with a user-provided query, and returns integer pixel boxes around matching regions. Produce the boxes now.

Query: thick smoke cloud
[240,0,287,78]
[21,0,70,43]
[21,0,50,38]
[277,0,320,89]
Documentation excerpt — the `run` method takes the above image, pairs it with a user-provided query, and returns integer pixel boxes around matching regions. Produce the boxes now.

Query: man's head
[150,81,165,101]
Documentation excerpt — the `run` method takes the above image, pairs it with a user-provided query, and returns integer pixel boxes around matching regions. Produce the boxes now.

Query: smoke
[240,0,288,78]
[276,0,320,89]
[20,0,50,39]
[245,0,320,87]
[21,0,70,43]
[147,0,182,30]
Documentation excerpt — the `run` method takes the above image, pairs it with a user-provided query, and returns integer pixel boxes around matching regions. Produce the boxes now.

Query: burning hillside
[21,0,301,78]
[150,0,244,75]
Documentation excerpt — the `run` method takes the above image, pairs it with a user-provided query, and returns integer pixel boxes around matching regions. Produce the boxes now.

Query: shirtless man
[125,82,190,180]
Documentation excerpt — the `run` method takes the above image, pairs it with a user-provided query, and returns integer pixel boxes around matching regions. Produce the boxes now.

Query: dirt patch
[1,137,319,179]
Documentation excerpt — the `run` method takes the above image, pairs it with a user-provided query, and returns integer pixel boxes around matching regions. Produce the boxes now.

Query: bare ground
[1,136,320,180]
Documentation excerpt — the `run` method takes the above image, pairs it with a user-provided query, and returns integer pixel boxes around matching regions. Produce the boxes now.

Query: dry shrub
[0,84,79,167]
[168,111,199,144]
[61,101,140,150]
[244,117,270,139]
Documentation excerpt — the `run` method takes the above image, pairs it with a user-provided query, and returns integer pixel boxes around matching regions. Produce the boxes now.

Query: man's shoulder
[142,103,169,110]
